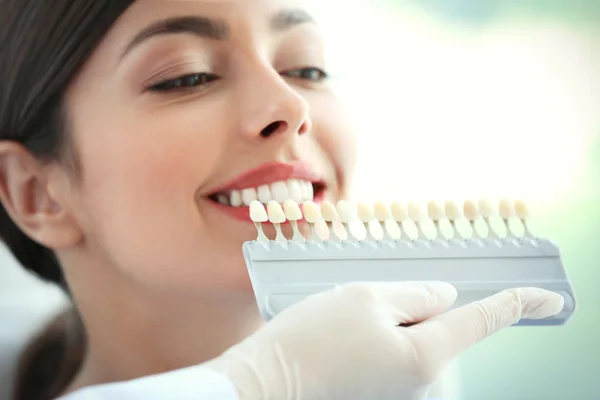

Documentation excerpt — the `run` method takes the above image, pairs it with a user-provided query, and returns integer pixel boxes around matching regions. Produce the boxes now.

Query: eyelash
[147,67,329,93]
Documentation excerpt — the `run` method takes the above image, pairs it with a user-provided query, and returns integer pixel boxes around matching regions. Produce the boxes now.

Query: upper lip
[207,161,323,195]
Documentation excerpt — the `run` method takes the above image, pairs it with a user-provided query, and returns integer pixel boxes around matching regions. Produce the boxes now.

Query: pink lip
[208,161,322,194]
[206,161,326,223]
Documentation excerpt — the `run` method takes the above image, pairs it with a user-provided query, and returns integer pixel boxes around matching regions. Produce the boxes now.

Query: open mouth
[208,179,326,207]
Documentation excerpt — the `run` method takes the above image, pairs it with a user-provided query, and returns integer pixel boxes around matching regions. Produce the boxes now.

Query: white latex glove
[204,282,564,400]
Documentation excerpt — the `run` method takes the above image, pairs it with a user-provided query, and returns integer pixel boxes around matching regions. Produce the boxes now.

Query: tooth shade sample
[321,200,339,222]
[515,200,530,219]
[250,201,268,222]
[336,200,356,223]
[283,199,302,221]
[478,199,495,218]
[267,201,285,223]
[390,202,408,222]
[357,202,374,223]
[444,201,461,221]
[374,201,391,221]
[407,202,424,222]
[499,199,514,219]
[302,201,321,223]
[427,201,444,221]
[463,200,479,221]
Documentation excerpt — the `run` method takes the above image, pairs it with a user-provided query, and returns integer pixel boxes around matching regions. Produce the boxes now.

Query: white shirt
[60,365,239,400]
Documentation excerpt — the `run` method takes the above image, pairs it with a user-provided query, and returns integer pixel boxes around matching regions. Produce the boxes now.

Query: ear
[0,142,82,249]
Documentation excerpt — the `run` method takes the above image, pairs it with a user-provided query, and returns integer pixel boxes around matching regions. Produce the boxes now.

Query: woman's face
[62,0,357,293]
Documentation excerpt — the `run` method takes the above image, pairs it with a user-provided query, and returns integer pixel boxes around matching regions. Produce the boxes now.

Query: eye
[282,67,329,82]
[148,73,219,92]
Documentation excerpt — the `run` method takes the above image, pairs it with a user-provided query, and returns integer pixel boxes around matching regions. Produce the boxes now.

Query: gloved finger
[346,281,458,324]
[413,287,564,361]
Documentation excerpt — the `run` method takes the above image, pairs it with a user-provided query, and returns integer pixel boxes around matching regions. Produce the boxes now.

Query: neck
[62,258,263,393]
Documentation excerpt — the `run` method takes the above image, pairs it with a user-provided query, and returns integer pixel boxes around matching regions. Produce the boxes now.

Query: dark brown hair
[0,1,134,398]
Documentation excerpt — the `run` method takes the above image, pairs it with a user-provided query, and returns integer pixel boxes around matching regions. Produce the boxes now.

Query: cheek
[309,95,358,193]
[73,108,228,287]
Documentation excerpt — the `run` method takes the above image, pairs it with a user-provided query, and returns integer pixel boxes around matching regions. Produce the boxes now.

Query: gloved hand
[204,282,564,400]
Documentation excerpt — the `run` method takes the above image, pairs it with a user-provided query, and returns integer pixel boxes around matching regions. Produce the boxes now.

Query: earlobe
[0,142,82,250]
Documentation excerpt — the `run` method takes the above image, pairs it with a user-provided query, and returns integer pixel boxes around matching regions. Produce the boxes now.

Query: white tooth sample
[478,199,495,219]
[390,202,408,222]
[357,202,377,241]
[336,200,357,241]
[230,190,242,207]
[478,199,497,239]
[257,185,272,203]
[444,201,462,221]
[374,201,391,222]
[321,200,340,242]
[515,200,530,219]
[288,180,303,203]
[390,201,409,240]
[283,199,305,242]
[267,200,287,243]
[249,201,269,243]
[302,201,323,241]
[463,200,481,239]
[271,181,289,203]
[217,194,229,206]
[374,201,394,240]
[463,200,479,221]
[241,188,257,206]
[427,201,444,221]
[444,201,463,239]
[499,199,514,220]
[427,200,445,240]
[357,202,374,222]
[499,199,515,238]
[515,200,533,237]
[408,202,427,240]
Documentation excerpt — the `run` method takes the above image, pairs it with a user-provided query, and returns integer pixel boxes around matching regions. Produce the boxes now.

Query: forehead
[119,0,314,33]
[92,0,317,61]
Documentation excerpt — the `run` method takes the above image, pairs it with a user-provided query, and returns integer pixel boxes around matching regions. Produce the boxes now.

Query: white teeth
[217,194,229,206]
[288,180,303,202]
[271,181,289,203]
[230,190,242,207]
[218,179,316,208]
[241,188,257,206]
[257,185,272,203]
[304,182,314,201]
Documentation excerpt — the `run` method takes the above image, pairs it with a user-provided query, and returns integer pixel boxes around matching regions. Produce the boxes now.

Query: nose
[237,66,312,140]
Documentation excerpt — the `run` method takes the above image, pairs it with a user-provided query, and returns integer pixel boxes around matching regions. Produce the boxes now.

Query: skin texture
[0,0,357,393]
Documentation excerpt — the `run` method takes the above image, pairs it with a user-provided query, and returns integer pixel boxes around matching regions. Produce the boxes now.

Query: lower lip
[208,191,325,223]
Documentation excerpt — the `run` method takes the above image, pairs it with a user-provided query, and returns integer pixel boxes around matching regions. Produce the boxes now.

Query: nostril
[260,121,285,138]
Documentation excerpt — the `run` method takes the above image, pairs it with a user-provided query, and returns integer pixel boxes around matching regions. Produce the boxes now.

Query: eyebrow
[121,16,229,59]
[121,9,315,60]
[271,8,315,31]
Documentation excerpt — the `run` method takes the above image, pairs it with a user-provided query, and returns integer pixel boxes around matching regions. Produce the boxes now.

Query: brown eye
[282,67,328,82]
[148,73,218,92]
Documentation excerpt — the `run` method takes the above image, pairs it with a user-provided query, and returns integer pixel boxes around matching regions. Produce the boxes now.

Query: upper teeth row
[217,179,314,207]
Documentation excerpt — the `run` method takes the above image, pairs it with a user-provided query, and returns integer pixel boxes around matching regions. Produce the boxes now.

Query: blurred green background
[317,0,599,398]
